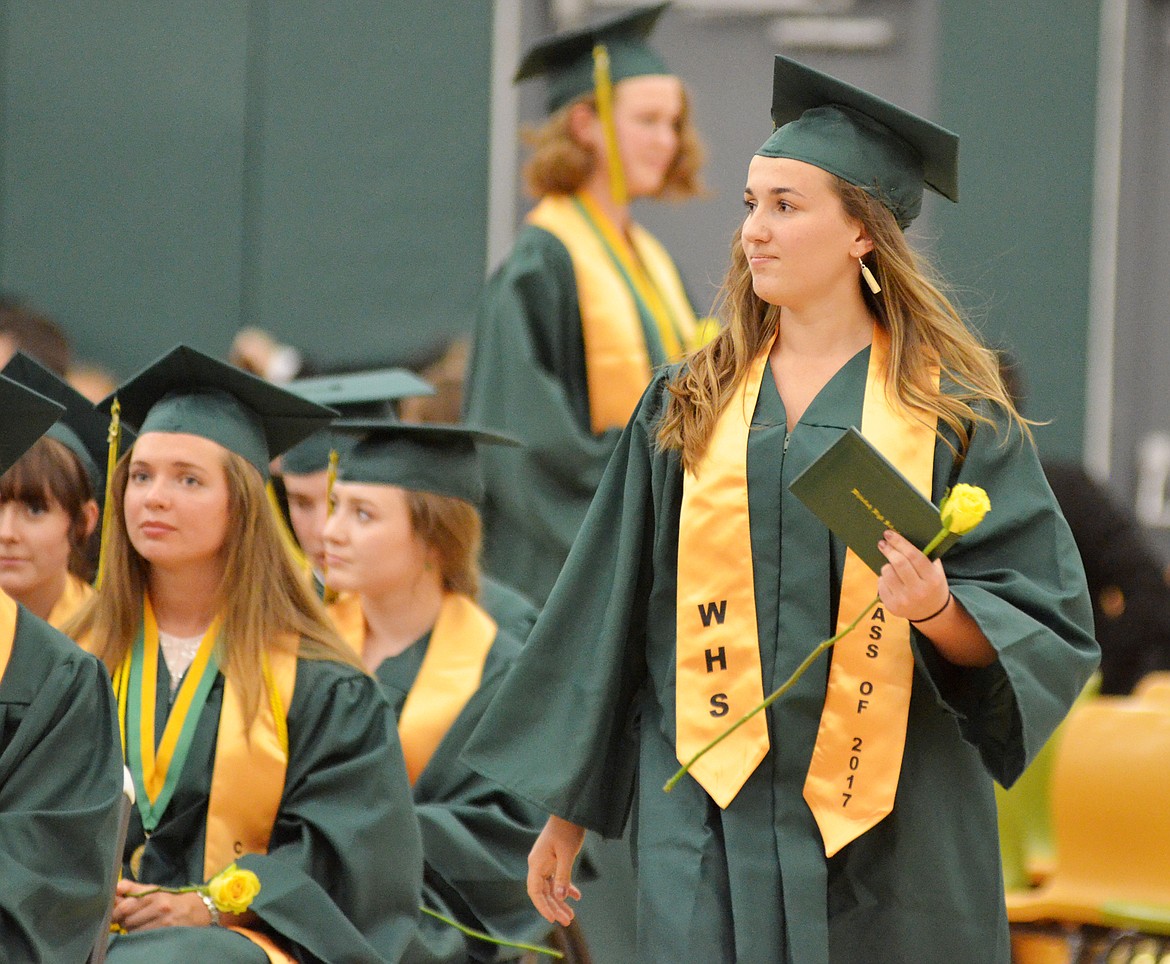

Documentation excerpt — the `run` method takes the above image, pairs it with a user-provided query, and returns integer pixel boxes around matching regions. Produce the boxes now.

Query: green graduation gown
[108,653,424,963]
[374,627,549,963]
[465,348,1098,963]
[0,607,124,961]
[464,225,685,604]
[479,576,538,645]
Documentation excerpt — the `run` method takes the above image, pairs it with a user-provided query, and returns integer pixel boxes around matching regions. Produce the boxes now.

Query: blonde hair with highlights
[66,446,362,726]
[406,490,481,600]
[522,86,705,200]
[657,177,1029,471]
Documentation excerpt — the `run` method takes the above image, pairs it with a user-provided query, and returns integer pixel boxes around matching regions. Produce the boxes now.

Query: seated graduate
[67,345,424,964]
[0,351,110,626]
[321,421,549,962]
[284,369,539,644]
[0,371,125,961]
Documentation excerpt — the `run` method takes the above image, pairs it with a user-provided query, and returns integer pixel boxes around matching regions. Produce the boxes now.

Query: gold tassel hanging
[266,478,308,570]
[592,44,628,209]
[95,398,122,591]
[320,448,341,602]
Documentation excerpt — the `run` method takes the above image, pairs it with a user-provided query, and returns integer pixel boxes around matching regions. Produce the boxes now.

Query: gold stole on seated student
[112,597,298,964]
[0,591,17,687]
[46,573,94,630]
[332,591,496,784]
[676,325,937,856]
[527,192,706,433]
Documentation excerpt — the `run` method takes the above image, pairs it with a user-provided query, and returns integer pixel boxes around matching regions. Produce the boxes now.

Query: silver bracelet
[199,891,221,927]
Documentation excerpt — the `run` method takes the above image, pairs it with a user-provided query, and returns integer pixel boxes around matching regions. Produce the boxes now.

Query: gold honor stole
[803,330,937,856]
[676,327,937,847]
[526,192,701,433]
[112,598,297,964]
[46,574,94,630]
[333,591,496,785]
[0,592,17,691]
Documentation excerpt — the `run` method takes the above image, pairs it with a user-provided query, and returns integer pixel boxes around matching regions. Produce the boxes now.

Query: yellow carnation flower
[206,863,262,914]
[939,484,991,535]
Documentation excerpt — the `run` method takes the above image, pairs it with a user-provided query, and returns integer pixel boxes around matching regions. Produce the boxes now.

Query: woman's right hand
[527,815,586,926]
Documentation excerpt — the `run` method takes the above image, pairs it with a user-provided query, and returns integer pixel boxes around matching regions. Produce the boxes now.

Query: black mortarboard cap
[100,345,337,477]
[758,55,959,228]
[515,2,671,113]
[333,420,519,507]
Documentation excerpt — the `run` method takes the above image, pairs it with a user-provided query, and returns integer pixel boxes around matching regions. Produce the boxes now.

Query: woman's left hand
[876,529,950,622]
[112,878,213,931]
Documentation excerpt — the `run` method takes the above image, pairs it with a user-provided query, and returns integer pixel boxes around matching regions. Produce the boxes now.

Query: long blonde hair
[657,177,1028,470]
[66,446,362,725]
[522,87,705,200]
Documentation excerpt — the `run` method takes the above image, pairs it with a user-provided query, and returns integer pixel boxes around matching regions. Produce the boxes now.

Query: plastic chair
[1007,691,1170,935]
[88,768,134,964]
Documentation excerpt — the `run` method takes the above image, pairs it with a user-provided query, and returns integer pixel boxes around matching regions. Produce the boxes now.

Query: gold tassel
[266,478,308,571]
[320,448,341,603]
[95,398,122,591]
[592,44,627,209]
[860,257,882,295]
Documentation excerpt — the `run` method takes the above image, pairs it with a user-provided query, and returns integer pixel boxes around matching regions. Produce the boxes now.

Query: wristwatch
[199,892,221,927]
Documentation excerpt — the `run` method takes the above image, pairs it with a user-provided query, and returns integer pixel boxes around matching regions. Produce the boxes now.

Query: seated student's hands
[528,815,585,926]
[112,878,213,931]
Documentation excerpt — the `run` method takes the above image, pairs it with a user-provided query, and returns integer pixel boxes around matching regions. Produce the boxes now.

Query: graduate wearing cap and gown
[464,2,709,605]
[69,346,424,963]
[0,371,126,961]
[282,370,539,645]
[0,351,121,626]
[464,57,1097,963]
[322,422,549,963]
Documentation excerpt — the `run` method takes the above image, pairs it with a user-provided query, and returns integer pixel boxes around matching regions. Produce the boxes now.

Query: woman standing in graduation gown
[68,346,424,964]
[0,351,109,627]
[0,372,125,961]
[464,2,707,604]
[322,421,549,963]
[465,57,1098,963]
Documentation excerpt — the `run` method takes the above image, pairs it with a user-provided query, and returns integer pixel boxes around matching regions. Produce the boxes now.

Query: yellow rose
[939,484,991,535]
[206,863,262,914]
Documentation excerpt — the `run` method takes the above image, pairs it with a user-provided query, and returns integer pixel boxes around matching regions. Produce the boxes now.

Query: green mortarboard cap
[102,345,337,477]
[0,373,65,476]
[281,368,435,476]
[1,351,123,494]
[757,55,959,229]
[515,2,671,113]
[333,420,519,508]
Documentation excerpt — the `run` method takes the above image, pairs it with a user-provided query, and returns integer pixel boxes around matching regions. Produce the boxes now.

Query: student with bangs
[0,351,108,626]
[67,346,423,964]
[464,2,709,605]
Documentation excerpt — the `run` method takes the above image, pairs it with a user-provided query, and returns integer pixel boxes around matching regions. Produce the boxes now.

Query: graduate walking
[465,57,1098,963]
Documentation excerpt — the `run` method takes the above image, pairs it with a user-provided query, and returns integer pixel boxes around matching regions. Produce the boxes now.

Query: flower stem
[419,907,564,959]
[663,525,950,795]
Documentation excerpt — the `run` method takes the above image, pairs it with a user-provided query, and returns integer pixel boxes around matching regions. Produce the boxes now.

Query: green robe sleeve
[377,631,551,963]
[239,663,425,963]
[464,226,622,603]
[909,410,1099,786]
[0,609,124,962]
[464,375,668,837]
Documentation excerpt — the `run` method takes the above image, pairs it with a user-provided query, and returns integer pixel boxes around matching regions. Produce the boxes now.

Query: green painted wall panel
[0,2,250,375]
[0,1,495,379]
[935,0,1098,458]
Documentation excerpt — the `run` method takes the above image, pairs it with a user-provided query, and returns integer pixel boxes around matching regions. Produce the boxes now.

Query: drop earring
[859,257,882,295]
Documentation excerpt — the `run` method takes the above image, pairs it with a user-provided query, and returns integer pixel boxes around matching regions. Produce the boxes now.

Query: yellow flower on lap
[207,863,262,914]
